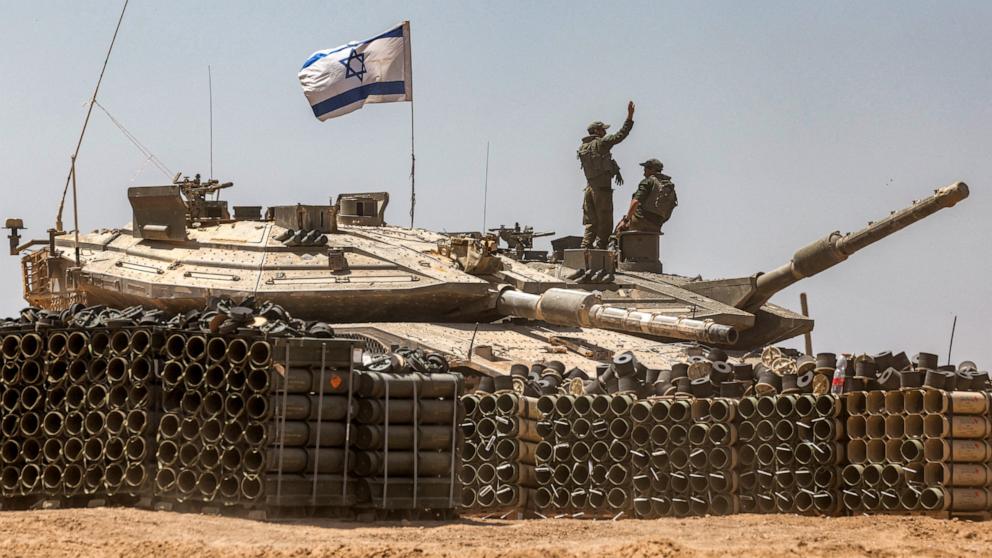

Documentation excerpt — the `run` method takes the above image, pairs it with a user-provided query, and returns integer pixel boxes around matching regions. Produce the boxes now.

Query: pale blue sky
[1,1,989,365]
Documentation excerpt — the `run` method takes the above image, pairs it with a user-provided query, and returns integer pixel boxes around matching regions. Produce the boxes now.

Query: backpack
[642,176,677,221]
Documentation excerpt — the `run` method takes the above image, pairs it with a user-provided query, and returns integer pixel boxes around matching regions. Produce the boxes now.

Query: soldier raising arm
[578,101,635,249]
[599,102,636,151]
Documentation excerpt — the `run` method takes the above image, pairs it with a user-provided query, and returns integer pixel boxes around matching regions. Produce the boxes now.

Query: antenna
[208,65,214,180]
[947,314,958,365]
[482,141,490,232]
[54,0,130,233]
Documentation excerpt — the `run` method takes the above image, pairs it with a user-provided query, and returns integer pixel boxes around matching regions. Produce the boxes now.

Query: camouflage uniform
[629,159,677,233]
[578,118,634,249]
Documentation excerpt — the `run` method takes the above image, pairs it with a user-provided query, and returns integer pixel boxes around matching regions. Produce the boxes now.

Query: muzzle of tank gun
[746,181,969,310]
[495,286,739,345]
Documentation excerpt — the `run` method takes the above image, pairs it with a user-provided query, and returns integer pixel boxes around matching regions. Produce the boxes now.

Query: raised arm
[603,101,635,146]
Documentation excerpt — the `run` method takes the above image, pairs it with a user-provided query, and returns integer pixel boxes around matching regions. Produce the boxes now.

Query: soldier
[619,158,677,234]
[578,101,635,249]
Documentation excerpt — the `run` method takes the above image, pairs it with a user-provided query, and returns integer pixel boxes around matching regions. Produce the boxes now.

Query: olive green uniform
[629,172,677,233]
[578,118,634,249]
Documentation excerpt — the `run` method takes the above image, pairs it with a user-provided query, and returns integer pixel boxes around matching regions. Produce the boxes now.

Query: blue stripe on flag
[301,25,405,70]
[310,81,407,118]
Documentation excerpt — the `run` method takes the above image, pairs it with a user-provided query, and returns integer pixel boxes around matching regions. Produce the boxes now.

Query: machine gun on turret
[173,172,234,223]
[489,223,554,260]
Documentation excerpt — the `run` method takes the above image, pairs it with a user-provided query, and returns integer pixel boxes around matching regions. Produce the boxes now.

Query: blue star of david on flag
[341,49,367,81]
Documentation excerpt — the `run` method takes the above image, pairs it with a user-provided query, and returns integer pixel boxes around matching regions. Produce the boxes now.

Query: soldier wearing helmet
[577,101,635,249]
[620,158,677,234]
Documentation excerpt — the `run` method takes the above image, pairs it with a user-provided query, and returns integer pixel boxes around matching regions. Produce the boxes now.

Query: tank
[4,175,969,365]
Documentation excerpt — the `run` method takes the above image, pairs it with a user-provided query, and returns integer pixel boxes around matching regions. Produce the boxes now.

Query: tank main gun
[742,181,970,310]
[495,287,739,345]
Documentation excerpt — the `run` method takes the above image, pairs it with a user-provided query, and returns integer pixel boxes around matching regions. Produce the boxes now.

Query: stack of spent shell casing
[459,391,539,514]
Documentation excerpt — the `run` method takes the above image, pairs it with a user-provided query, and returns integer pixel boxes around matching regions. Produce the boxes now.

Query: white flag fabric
[299,21,413,121]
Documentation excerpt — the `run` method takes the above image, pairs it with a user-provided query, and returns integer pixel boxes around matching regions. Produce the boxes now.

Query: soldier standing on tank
[618,158,677,234]
[578,101,635,249]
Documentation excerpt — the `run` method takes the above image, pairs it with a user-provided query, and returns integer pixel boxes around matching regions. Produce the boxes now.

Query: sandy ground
[0,508,989,557]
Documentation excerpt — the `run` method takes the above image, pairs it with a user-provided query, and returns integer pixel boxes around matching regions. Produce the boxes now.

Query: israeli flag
[299,21,413,121]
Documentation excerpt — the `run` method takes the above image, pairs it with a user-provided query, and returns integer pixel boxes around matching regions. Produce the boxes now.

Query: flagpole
[409,100,416,228]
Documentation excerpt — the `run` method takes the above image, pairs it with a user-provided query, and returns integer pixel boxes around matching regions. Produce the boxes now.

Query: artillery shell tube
[183,362,205,390]
[42,438,63,463]
[177,470,198,496]
[709,398,737,422]
[884,415,904,439]
[162,361,183,388]
[353,398,455,425]
[84,464,104,493]
[63,437,84,463]
[924,415,991,439]
[123,463,146,490]
[42,464,62,492]
[227,338,249,365]
[83,438,105,462]
[903,390,924,414]
[205,365,226,390]
[630,400,652,423]
[185,335,207,362]
[0,334,21,360]
[536,395,557,417]
[155,467,177,492]
[197,470,220,498]
[19,360,43,385]
[774,395,796,417]
[20,464,42,493]
[19,332,43,359]
[107,385,128,409]
[104,438,125,462]
[904,414,924,438]
[249,341,271,368]
[129,329,151,356]
[461,394,480,418]
[846,392,867,416]
[109,330,130,356]
[164,334,186,360]
[794,394,816,417]
[66,331,88,358]
[206,336,228,363]
[18,412,40,437]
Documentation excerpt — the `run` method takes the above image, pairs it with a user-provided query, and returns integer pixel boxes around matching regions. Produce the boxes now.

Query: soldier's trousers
[581,186,613,249]
[629,213,665,234]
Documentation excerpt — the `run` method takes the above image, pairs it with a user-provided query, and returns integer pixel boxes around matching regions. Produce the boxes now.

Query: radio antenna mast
[54,0,130,233]
[208,65,214,180]
[482,141,490,232]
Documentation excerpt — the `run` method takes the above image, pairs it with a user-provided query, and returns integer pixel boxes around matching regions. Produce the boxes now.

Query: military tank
[4,174,969,372]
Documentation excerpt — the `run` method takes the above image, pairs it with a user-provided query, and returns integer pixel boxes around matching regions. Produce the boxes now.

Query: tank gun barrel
[496,287,739,345]
[746,181,969,309]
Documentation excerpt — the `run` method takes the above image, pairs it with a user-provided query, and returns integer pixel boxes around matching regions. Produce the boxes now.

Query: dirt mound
[0,508,989,557]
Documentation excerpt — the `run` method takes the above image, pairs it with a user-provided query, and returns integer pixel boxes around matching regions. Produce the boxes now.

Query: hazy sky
[1,1,989,365]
